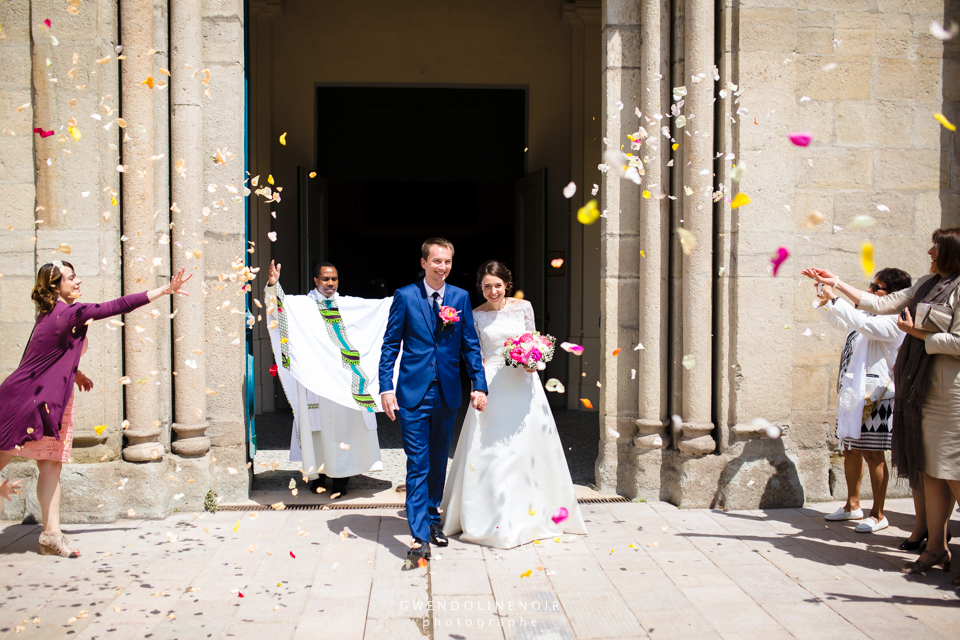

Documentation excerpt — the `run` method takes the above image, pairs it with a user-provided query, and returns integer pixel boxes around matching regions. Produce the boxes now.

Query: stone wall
[0,0,248,523]
[600,0,955,508]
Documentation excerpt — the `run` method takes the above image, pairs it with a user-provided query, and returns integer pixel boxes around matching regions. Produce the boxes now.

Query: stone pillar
[632,0,672,474]
[677,0,715,455]
[169,0,209,457]
[597,0,642,494]
[120,0,163,462]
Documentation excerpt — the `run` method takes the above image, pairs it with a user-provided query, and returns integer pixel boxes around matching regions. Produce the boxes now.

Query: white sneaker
[825,507,864,521]
[855,517,889,533]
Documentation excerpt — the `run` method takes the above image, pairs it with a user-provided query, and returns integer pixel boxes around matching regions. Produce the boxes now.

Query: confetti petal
[849,215,876,229]
[788,132,812,147]
[67,126,81,141]
[803,211,825,228]
[279,132,287,145]
[676,227,697,255]
[267,231,277,242]
[562,182,576,198]
[770,247,790,276]
[580,398,594,409]
[681,354,695,370]
[33,127,55,138]
[550,258,564,268]
[544,378,565,393]
[730,192,751,209]
[94,424,107,435]
[520,569,532,578]
[860,241,874,278]
[577,199,600,225]
[612,348,621,356]
[560,342,584,355]
[934,113,956,132]
[551,507,569,524]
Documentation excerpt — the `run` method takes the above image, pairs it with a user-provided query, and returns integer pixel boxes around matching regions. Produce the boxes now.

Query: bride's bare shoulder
[507,298,531,310]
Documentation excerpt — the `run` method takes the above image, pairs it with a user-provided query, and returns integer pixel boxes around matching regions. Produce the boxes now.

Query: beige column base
[123,428,165,462]
[634,418,669,450]
[679,422,717,455]
[171,422,211,457]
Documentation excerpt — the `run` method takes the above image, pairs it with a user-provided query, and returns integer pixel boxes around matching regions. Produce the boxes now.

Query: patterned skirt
[838,397,893,451]
[8,393,74,462]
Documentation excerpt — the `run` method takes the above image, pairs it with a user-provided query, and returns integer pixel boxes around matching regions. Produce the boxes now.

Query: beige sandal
[39,531,80,558]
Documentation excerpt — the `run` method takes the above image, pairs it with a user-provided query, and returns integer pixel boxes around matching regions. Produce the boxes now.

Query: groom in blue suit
[379,238,488,564]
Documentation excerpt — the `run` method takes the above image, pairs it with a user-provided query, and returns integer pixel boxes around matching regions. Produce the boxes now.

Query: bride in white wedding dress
[440,260,586,548]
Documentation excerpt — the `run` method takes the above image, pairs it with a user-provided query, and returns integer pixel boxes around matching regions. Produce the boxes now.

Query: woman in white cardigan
[813,268,911,534]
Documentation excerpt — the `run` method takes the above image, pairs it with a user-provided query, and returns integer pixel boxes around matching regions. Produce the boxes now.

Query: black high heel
[899,531,928,552]
[899,528,952,553]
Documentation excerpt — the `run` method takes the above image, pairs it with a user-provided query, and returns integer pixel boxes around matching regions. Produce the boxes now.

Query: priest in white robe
[265,260,395,497]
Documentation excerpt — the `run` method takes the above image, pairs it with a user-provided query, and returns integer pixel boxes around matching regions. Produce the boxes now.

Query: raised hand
[800,268,837,285]
[166,268,194,296]
[268,260,281,286]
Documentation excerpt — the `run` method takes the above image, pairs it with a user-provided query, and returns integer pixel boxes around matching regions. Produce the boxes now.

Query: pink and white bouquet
[498,332,556,371]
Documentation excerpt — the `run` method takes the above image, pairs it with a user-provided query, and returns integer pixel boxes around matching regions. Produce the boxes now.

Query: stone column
[120,0,163,462]
[678,0,716,455]
[633,0,672,466]
[597,0,642,494]
[169,0,209,457]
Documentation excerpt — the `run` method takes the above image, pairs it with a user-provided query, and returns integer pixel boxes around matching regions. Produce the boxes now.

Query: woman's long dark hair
[31,261,74,315]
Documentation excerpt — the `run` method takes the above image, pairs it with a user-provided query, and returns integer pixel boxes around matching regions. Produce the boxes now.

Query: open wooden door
[514,168,547,329]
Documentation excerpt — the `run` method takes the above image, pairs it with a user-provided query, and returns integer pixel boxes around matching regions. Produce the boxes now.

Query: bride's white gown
[440,299,586,548]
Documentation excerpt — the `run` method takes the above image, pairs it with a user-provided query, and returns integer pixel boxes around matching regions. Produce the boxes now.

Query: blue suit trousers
[397,380,457,541]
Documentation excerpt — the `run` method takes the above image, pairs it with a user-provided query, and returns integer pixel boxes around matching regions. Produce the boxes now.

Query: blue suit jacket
[378,281,487,410]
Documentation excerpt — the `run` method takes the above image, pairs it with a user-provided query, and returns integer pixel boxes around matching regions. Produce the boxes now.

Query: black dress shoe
[406,538,431,565]
[308,474,328,494]
[430,522,448,547]
[332,476,349,498]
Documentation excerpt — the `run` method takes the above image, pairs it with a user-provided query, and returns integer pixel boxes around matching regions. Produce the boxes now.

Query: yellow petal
[577,199,600,225]
[280,337,288,344]
[860,241,874,279]
[68,126,81,141]
[672,143,679,151]
[529,508,537,516]
[142,76,154,89]
[934,113,957,132]
[520,569,532,578]
[94,424,107,435]
[233,518,241,532]
[676,227,697,255]
[730,192,751,209]
[279,132,287,145]
[267,174,275,185]
[642,190,651,199]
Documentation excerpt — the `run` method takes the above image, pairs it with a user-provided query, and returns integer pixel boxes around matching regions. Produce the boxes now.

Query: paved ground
[249,409,601,505]
[0,498,957,639]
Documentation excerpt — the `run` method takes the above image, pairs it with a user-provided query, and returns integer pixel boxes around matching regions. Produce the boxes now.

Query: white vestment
[266,283,395,479]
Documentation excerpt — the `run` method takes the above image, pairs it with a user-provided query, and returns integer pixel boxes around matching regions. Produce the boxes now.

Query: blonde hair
[31,261,74,315]
[421,237,455,261]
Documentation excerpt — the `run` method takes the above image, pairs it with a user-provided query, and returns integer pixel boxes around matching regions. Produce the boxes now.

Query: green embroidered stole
[276,284,377,412]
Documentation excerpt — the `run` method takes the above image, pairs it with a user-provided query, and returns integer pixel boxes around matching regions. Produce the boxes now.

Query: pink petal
[771,247,790,277]
[551,507,569,524]
[788,132,812,147]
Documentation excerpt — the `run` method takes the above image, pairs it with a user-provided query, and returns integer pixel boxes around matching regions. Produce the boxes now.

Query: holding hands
[470,390,487,412]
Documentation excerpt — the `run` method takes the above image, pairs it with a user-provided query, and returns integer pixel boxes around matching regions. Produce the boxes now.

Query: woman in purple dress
[0,261,192,557]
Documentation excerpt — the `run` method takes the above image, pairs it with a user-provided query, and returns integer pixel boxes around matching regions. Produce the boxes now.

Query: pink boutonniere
[438,305,460,330]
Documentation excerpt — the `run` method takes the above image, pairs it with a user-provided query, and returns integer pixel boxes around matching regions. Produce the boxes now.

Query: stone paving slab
[0,499,957,639]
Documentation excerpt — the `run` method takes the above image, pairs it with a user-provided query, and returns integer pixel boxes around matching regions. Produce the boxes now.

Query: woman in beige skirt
[803,227,960,583]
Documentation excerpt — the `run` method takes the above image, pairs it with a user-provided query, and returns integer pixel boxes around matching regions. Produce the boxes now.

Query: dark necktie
[432,291,442,334]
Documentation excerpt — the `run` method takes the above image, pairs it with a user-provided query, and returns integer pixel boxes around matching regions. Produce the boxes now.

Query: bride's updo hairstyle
[476,260,514,296]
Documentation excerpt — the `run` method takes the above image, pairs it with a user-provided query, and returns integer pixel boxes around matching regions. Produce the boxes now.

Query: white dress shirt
[423,279,446,306]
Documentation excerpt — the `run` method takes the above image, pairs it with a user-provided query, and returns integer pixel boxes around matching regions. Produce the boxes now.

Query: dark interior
[315,86,527,305]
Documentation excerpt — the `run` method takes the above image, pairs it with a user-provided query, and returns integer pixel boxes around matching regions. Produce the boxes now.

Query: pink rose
[519,332,533,343]
[530,348,542,362]
[438,305,460,330]
[509,347,526,362]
